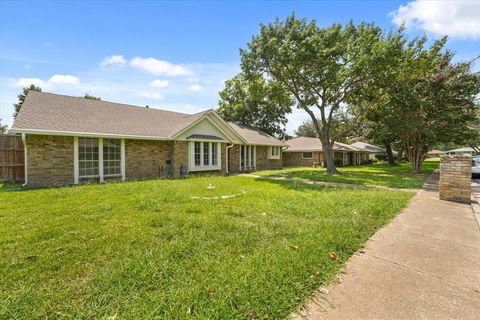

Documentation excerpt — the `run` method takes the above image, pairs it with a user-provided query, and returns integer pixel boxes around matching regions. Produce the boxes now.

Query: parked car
[472,156,480,177]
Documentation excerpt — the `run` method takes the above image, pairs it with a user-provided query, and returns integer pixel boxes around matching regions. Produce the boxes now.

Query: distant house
[446,147,476,155]
[427,149,446,157]
[283,137,376,167]
[10,92,285,188]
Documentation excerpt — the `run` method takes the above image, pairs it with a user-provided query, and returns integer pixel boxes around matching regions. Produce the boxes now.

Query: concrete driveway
[294,172,480,319]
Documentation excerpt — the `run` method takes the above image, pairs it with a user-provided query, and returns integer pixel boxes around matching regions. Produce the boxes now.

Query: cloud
[130,57,192,76]
[188,84,203,91]
[13,74,80,88]
[14,78,48,88]
[43,42,52,47]
[137,90,164,100]
[391,0,480,39]
[48,74,80,85]
[100,55,127,68]
[150,79,169,88]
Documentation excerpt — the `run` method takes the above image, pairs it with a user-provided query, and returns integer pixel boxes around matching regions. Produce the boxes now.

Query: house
[282,137,371,167]
[350,141,386,160]
[427,149,446,157]
[446,147,477,156]
[10,92,285,188]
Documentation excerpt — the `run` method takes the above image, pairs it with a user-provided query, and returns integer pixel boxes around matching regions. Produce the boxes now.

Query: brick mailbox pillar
[439,155,472,203]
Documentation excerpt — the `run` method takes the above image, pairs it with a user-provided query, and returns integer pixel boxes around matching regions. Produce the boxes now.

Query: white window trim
[302,151,314,159]
[188,141,221,172]
[268,146,281,160]
[74,137,125,184]
[239,145,256,171]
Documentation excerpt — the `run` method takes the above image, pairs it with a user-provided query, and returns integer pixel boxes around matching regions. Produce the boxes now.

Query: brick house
[283,137,375,167]
[10,92,285,188]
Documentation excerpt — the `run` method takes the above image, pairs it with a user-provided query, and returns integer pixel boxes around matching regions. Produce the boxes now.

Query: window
[77,137,124,182]
[240,145,256,171]
[79,137,99,177]
[212,142,218,165]
[302,152,313,159]
[103,139,121,176]
[194,142,201,166]
[189,141,221,171]
[268,146,281,159]
[203,142,210,166]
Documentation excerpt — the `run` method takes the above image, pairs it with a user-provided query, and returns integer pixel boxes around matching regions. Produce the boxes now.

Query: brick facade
[439,155,472,203]
[25,136,283,187]
[125,139,173,179]
[227,144,282,172]
[283,151,324,167]
[26,135,74,188]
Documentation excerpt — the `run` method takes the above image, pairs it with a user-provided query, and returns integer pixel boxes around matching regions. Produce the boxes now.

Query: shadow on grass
[254,176,378,193]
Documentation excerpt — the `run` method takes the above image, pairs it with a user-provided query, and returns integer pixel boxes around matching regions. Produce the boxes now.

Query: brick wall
[256,145,282,170]
[439,155,471,203]
[283,151,323,167]
[26,135,74,188]
[125,139,173,179]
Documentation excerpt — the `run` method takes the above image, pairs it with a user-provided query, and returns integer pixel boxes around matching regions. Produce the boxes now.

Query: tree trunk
[404,143,428,174]
[385,144,396,166]
[322,140,338,174]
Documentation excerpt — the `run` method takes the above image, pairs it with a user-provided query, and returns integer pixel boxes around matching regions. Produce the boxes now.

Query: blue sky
[1,0,479,134]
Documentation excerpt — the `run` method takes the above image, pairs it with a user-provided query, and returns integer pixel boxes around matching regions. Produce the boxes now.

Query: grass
[256,158,440,189]
[0,173,416,319]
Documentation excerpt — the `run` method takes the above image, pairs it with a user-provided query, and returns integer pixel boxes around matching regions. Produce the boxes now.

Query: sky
[1,0,479,134]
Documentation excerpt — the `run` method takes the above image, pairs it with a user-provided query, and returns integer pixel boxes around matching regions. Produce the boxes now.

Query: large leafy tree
[294,120,318,138]
[364,35,480,173]
[241,15,383,173]
[13,84,42,118]
[217,73,292,138]
[0,119,7,134]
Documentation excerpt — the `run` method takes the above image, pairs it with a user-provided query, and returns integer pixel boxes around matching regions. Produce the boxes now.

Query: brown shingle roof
[350,141,386,153]
[227,122,286,146]
[284,137,363,152]
[12,91,206,138]
[11,92,284,146]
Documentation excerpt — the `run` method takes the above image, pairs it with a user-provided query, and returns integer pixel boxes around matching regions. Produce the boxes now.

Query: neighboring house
[283,137,371,167]
[10,92,285,188]
[427,149,446,157]
[446,147,477,156]
[350,141,386,160]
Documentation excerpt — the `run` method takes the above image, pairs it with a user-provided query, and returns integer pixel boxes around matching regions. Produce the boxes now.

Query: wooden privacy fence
[0,135,25,182]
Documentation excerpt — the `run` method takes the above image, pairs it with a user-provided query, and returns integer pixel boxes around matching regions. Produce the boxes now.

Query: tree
[241,15,383,173]
[83,93,101,100]
[217,73,292,138]
[363,35,480,173]
[13,84,42,117]
[295,120,318,138]
[0,119,7,134]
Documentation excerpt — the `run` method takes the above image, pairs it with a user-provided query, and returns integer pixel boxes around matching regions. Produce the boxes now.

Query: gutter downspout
[225,144,234,174]
[21,133,28,187]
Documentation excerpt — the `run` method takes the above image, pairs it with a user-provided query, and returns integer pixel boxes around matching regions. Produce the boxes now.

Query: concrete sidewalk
[294,172,480,319]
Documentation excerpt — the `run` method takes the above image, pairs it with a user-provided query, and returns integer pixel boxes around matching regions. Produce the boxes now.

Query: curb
[470,180,480,231]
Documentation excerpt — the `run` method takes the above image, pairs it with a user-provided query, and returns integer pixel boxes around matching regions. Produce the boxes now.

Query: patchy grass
[257,158,440,189]
[0,175,413,319]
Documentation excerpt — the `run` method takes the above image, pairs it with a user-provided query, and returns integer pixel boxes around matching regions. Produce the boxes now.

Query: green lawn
[0,174,415,319]
[256,158,440,189]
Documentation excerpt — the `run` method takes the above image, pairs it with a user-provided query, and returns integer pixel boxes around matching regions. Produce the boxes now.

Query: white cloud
[137,90,164,100]
[14,78,48,88]
[188,84,203,91]
[100,55,127,68]
[391,0,480,39]
[130,57,192,76]
[13,74,80,88]
[48,74,80,85]
[150,79,169,88]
